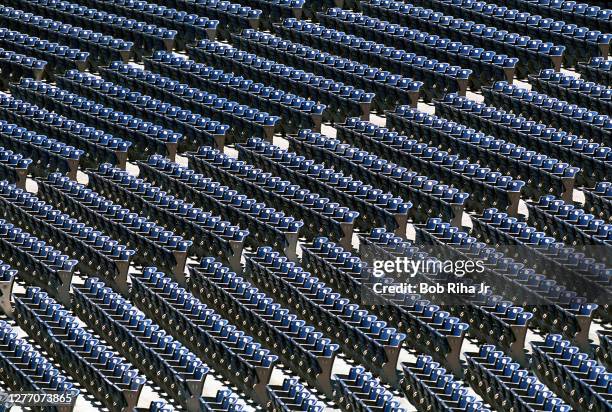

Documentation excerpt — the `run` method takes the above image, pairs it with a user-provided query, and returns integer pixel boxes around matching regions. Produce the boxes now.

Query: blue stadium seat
[0,48,46,90]
[233,29,424,112]
[530,69,612,114]
[0,120,81,180]
[200,389,247,411]
[385,106,579,203]
[0,148,29,188]
[10,78,182,161]
[35,173,194,281]
[73,277,209,411]
[163,0,261,39]
[78,0,218,50]
[583,181,612,223]
[238,137,412,236]
[319,8,518,90]
[85,164,249,277]
[504,0,612,32]
[130,267,278,405]
[528,195,612,256]
[58,70,228,151]
[234,0,303,30]
[472,209,608,330]
[246,246,407,385]
[337,117,523,215]
[465,344,571,411]
[408,0,611,67]
[596,330,611,370]
[359,227,533,362]
[14,286,146,411]
[0,320,79,406]
[331,366,406,411]
[187,41,375,123]
[303,237,469,374]
[267,378,325,411]
[99,62,280,144]
[136,156,302,260]
[531,334,611,411]
[0,180,134,293]
[0,261,17,315]
[483,81,612,147]
[577,57,612,85]
[0,94,131,169]
[0,6,133,70]
[360,0,566,78]
[289,129,468,225]
[0,218,76,304]
[185,147,358,249]
[417,217,601,348]
[435,93,609,188]
[0,29,88,78]
[401,355,491,411]
[189,257,338,396]
[142,51,326,135]
[5,0,177,60]
[275,18,472,101]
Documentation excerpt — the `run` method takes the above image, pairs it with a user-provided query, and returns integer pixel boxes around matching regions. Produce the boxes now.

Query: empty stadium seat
[188,257,338,396]
[188,40,375,123]
[142,51,326,135]
[337,117,524,215]
[0,180,134,293]
[275,18,472,101]
[78,0,218,50]
[319,8,518,90]
[233,29,424,112]
[238,137,412,236]
[435,93,607,188]
[360,0,566,78]
[0,148,29,188]
[0,320,79,406]
[386,105,580,203]
[6,0,177,60]
[577,57,612,85]
[401,355,491,411]
[163,0,261,39]
[14,286,146,411]
[100,62,280,144]
[359,227,533,362]
[0,120,81,180]
[531,334,611,411]
[0,29,89,78]
[73,277,209,411]
[11,78,182,161]
[0,93,131,169]
[332,366,406,411]
[289,129,468,225]
[36,173,194,282]
[186,146,358,248]
[465,344,571,411]
[246,246,407,385]
[408,0,611,67]
[0,48,46,90]
[504,0,612,32]
[583,181,612,223]
[58,70,229,151]
[303,237,469,374]
[530,69,612,114]
[0,6,133,69]
[130,267,278,405]
[483,81,612,147]
[267,378,325,411]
